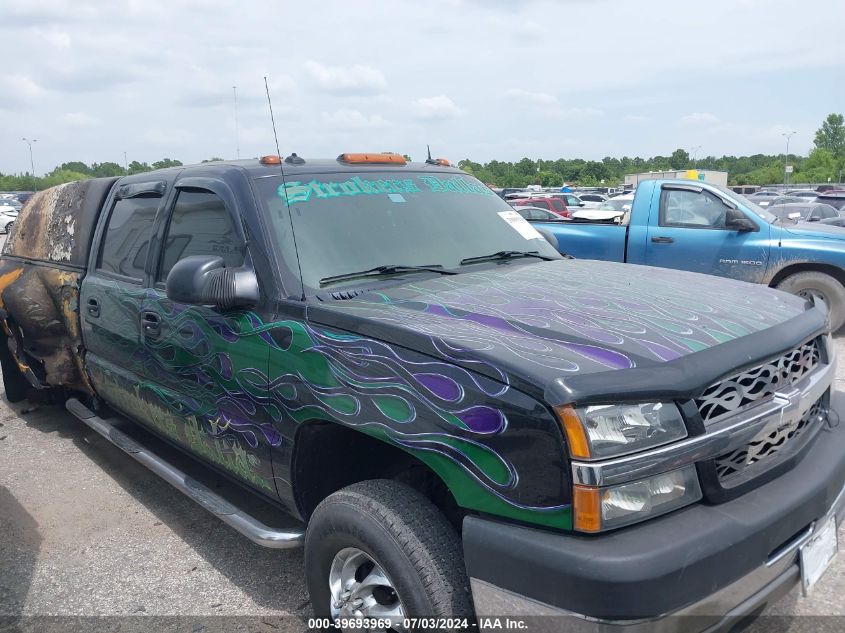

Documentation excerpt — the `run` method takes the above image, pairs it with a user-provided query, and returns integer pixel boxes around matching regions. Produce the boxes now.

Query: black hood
[307,260,818,401]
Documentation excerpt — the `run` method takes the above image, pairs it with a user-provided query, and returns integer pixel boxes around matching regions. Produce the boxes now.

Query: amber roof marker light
[260,154,282,166]
[337,153,407,165]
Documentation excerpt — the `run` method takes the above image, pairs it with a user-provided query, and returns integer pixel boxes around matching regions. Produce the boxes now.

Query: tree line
[3,115,843,192]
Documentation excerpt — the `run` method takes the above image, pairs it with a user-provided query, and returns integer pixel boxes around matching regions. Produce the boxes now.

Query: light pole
[688,145,702,169]
[782,131,796,187]
[22,137,37,186]
[233,85,241,159]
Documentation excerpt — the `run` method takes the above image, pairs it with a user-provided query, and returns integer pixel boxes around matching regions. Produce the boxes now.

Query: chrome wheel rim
[329,547,406,631]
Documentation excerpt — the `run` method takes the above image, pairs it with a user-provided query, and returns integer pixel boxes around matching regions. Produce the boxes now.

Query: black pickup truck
[1,154,843,631]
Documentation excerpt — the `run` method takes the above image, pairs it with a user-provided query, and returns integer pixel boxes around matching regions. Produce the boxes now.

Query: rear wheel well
[291,421,463,529]
[769,263,845,290]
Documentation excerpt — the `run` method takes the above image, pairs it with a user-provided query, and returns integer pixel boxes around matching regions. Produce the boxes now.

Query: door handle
[651,236,675,244]
[140,311,162,339]
[86,297,101,318]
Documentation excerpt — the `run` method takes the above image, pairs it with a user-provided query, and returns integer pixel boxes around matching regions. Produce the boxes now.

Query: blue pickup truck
[539,180,845,330]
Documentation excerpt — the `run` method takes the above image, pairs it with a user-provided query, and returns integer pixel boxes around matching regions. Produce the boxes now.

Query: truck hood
[782,221,845,240]
[308,260,809,399]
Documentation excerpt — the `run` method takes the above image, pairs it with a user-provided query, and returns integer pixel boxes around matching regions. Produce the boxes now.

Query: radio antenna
[264,76,305,301]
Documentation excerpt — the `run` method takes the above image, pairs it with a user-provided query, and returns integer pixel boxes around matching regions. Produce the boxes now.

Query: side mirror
[809,217,820,222]
[166,255,259,309]
[725,208,757,232]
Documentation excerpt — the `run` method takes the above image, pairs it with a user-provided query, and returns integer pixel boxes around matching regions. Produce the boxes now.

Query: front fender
[267,319,573,530]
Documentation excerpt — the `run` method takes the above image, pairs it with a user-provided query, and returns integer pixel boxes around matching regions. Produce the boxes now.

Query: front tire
[305,480,473,629]
[777,272,845,332]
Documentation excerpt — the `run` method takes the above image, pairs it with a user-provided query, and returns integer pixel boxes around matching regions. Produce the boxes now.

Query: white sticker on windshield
[388,193,406,203]
[498,210,545,240]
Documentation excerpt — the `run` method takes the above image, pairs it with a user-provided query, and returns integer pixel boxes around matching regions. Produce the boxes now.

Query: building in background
[624,169,729,189]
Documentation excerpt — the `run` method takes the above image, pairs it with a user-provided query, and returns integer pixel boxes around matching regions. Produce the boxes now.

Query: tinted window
[158,189,244,281]
[820,205,838,219]
[534,209,558,220]
[660,189,730,229]
[98,195,159,280]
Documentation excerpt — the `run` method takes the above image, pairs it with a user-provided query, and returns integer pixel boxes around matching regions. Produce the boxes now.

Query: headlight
[557,402,687,460]
[574,465,702,532]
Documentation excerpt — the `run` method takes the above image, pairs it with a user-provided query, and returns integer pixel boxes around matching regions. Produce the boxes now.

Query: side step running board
[65,398,304,549]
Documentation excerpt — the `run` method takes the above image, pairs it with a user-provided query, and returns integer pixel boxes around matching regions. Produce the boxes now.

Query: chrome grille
[714,399,825,485]
[695,338,821,424]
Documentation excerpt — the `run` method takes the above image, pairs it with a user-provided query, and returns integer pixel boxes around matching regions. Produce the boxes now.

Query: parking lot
[0,219,843,631]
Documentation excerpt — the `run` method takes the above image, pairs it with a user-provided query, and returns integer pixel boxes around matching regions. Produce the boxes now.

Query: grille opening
[714,399,826,486]
[696,337,821,425]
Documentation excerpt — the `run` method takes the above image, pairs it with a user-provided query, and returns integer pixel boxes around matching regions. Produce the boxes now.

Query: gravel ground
[1,250,844,631]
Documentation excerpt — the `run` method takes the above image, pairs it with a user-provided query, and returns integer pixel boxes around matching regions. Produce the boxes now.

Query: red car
[512,196,570,219]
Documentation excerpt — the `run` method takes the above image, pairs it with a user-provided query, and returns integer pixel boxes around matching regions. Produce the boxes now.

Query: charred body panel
[0,178,116,394]
[0,259,92,394]
[5,177,117,268]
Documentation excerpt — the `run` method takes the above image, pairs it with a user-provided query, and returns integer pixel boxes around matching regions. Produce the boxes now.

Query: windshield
[254,171,561,292]
[769,205,809,219]
[713,185,777,222]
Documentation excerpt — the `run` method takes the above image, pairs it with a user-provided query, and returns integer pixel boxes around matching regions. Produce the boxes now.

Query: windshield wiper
[459,250,556,266]
[319,264,456,287]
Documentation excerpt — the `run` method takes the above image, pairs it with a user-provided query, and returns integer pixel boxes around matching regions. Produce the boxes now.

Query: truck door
[644,184,770,283]
[138,178,278,498]
[81,180,165,417]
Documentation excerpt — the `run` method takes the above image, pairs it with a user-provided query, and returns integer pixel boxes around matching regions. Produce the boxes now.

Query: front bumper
[463,392,845,632]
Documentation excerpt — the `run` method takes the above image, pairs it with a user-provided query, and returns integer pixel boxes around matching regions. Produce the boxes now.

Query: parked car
[816,191,845,211]
[787,189,823,199]
[576,193,608,208]
[513,206,567,221]
[769,195,815,207]
[511,196,571,218]
[535,179,845,330]
[571,194,633,222]
[0,202,18,233]
[746,190,782,207]
[820,216,845,228]
[769,203,841,223]
[1,158,843,631]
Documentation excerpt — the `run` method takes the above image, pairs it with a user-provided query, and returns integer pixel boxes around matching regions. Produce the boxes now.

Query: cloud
[413,95,466,121]
[505,88,558,106]
[624,115,652,123]
[321,109,390,130]
[553,107,604,120]
[680,112,720,126]
[63,112,99,127]
[304,61,387,96]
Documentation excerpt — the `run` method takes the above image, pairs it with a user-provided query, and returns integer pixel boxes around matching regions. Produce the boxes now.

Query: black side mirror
[166,255,259,309]
[809,217,820,222]
[725,208,757,232]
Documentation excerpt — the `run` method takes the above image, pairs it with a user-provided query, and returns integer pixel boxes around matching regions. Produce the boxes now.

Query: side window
[158,189,245,282]
[822,206,837,219]
[98,195,159,280]
[660,189,730,229]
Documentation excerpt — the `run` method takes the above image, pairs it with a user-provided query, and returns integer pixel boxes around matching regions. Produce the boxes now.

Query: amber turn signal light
[260,155,282,165]
[554,405,591,459]
[338,153,407,165]
[573,485,602,532]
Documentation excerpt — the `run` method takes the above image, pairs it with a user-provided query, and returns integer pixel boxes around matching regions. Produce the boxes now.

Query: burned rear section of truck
[0,178,117,394]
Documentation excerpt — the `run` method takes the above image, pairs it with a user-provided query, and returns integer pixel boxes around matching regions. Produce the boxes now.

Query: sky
[1,0,843,175]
